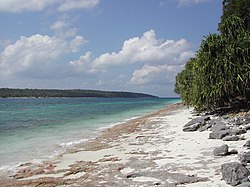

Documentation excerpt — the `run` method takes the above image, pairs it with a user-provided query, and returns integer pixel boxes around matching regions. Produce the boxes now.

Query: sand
[0,103,249,186]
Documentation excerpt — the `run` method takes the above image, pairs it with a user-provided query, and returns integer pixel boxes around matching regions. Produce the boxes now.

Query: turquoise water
[0,97,179,169]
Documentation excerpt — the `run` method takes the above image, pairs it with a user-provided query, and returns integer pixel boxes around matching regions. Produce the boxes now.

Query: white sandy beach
[1,103,249,186]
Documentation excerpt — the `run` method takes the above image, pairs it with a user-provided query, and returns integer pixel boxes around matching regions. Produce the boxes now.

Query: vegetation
[0,88,157,98]
[175,0,250,112]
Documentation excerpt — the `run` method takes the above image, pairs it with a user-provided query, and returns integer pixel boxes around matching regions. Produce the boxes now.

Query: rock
[223,135,240,141]
[229,149,238,155]
[209,130,231,139]
[209,129,246,139]
[213,144,229,156]
[237,183,250,187]
[210,122,229,132]
[244,140,250,149]
[183,116,210,132]
[245,124,250,131]
[221,162,249,186]
[234,129,247,135]
[240,152,250,163]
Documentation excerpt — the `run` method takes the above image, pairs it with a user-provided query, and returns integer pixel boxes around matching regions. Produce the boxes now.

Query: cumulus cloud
[69,51,94,73]
[0,34,86,78]
[90,30,194,69]
[0,0,99,13]
[130,64,178,85]
[70,30,194,90]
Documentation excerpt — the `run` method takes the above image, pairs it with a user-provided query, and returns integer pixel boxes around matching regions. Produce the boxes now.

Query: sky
[0,0,222,97]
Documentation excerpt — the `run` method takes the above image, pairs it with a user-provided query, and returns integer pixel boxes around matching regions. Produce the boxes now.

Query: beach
[1,103,250,186]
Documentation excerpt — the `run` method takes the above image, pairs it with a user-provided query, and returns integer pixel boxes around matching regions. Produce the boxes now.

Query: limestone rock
[223,135,240,141]
[244,140,250,149]
[183,116,210,132]
[240,152,250,163]
[221,162,249,186]
[213,144,229,156]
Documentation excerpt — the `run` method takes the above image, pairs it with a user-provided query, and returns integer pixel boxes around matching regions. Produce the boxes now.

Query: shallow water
[0,97,179,169]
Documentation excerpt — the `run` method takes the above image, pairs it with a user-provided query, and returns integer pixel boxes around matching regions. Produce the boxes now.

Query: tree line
[175,0,250,112]
[0,88,157,98]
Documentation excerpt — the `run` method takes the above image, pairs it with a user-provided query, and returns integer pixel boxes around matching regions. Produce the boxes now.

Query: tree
[219,0,250,31]
[175,12,250,111]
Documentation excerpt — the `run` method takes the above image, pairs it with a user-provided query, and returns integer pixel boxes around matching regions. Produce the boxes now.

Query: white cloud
[69,51,94,72]
[70,36,86,52]
[91,30,194,69]
[177,0,209,6]
[50,20,68,31]
[130,64,177,85]
[0,34,86,78]
[0,0,99,13]
[69,30,194,94]
[0,0,58,12]
[58,0,99,12]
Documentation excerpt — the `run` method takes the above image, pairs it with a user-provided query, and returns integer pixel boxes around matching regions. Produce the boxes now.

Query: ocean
[0,97,179,170]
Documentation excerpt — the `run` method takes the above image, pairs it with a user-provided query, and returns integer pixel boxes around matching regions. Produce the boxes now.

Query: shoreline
[0,103,249,186]
[0,98,177,171]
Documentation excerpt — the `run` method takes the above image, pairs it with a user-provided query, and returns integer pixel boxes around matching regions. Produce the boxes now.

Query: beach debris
[213,144,229,156]
[221,162,249,186]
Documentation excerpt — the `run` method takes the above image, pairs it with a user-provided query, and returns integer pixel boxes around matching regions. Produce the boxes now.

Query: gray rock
[234,129,247,135]
[223,135,240,141]
[229,149,238,155]
[240,152,250,163]
[209,130,231,139]
[209,129,246,139]
[183,116,210,132]
[221,162,249,186]
[245,125,250,131]
[237,183,250,187]
[244,140,250,149]
[213,144,229,156]
[210,122,230,132]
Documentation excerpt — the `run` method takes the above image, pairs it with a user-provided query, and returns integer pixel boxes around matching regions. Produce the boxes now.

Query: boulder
[234,129,247,135]
[209,130,231,139]
[222,135,240,141]
[213,144,229,156]
[240,152,250,163]
[183,116,210,132]
[210,122,229,132]
[237,183,250,187]
[244,140,250,149]
[209,129,246,139]
[229,149,238,155]
[221,162,249,186]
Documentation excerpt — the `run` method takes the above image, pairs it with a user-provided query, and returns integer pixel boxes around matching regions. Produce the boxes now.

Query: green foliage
[175,3,250,112]
[219,0,250,31]
[0,88,157,98]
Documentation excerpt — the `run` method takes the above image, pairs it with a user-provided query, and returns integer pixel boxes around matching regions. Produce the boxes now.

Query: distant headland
[0,88,158,98]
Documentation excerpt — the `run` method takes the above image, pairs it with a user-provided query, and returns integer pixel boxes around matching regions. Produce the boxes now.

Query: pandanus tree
[175,13,250,111]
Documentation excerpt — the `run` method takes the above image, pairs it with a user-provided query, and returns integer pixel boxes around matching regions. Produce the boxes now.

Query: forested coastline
[0,88,157,98]
[175,0,250,112]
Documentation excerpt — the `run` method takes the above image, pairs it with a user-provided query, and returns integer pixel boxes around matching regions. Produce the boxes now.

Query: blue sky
[0,0,222,97]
